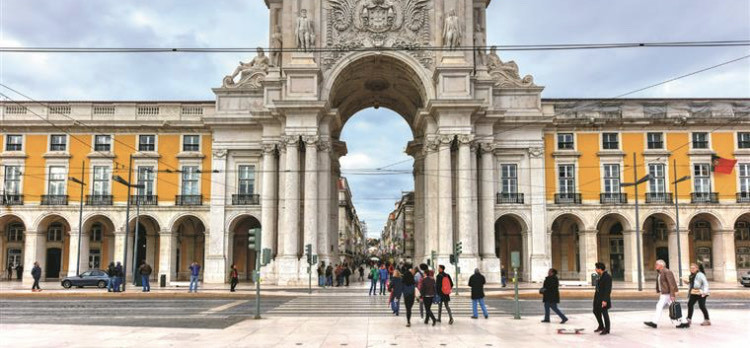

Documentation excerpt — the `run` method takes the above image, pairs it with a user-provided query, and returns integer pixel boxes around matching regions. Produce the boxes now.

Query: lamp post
[620,153,652,292]
[113,173,145,287]
[672,161,691,285]
[68,160,86,276]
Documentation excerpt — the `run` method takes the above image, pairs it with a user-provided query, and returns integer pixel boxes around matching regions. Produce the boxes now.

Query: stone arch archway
[734,213,750,279]
[549,213,586,280]
[596,214,631,282]
[1,213,26,280]
[34,214,71,280]
[170,215,206,281]
[78,214,117,274]
[227,214,262,282]
[494,213,528,281]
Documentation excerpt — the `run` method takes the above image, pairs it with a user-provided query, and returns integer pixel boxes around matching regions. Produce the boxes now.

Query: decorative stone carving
[282,135,301,146]
[222,47,269,88]
[270,26,283,67]
[437,134,454,145]
[324,0,433,69]
[456,134,474,145]
[479,142,494,154]
[296,9,316,52]
[261,143,277,155]
[423,138,440,153]
[443,9,461,50]
[528,147,544,158]
[486,46,535,88]
[317,140,332,152]
[212,149,228,159]
[474,24,485,66]
[302,135,320,147]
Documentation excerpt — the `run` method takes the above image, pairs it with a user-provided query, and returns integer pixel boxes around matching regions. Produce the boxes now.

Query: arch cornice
[167,212,208,232]
[495,211,531,233]
[684,210,726,231]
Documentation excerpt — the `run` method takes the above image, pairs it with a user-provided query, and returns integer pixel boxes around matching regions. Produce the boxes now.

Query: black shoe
[471,316,478,319]
[561,319,568,324]
[406,322,411,327]
[484,315,488,319]
[541,320,550,323]
[676,323,690,329]
[644,321,657,328]
[436,319,441,322]
[449,318,454,325]
[432,321,436,326]
[594,327,604,333]
[424,320,429,325]
[599,330,610,335]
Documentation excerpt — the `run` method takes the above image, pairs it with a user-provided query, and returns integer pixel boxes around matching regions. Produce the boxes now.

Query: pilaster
[578,230,598,281]
[712,230,737,283]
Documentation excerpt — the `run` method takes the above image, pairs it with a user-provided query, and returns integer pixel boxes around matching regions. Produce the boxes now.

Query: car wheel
[62,280,72,289]
[98,280,106,288]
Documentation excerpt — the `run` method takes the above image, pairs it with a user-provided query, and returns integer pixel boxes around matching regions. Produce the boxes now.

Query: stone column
[260,143,278,257]
[478,142,499,282]
[423,138,440,263]
[113,229,126,265]
[456,134,477,282]
[205,148,228,283]
[412,153,425,263]
[67,229,81,276]
[437,135,454,268]
[712,230,737,283]
[158,229,177,284]
[22,231,43,286]
[317,139,332,263]
[623,230,644,284]
[277,144,287,258]
[578,230,598,281]
[303,135,319,260]
[668,229,690,283]
[279,135,301,284]
[528,146,550,281]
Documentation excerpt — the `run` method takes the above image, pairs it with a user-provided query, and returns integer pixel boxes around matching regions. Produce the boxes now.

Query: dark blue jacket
[31,266,41,280]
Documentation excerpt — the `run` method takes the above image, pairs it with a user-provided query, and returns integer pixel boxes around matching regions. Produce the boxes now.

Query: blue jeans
[379,279,387,295]
[369,279,378,295]
[141,275,150,291]
[318,276,325,286]
[472,298,489,318]
[326,276,333,286]
[544,302,568,321]
[107,276,114,291]
[391,297,400,314]
[113,277,122,292]
[189,275,199,292]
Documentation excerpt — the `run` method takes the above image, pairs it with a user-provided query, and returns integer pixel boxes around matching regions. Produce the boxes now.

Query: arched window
[7,223,24,242]
[47,223,63,242]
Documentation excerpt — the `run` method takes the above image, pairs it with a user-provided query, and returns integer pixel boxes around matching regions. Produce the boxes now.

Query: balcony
[738,192,750,203]
[41,195,68,205]
[554,193,581,204]
[645,192,673,204]
[130,195,158,205]
[1,194,23,205]
[232,194,260,205]
[175,195,202,206]
[86,195,113,206]
[691,192,718,204]
[496,192,524,204]
[600,192,627,204]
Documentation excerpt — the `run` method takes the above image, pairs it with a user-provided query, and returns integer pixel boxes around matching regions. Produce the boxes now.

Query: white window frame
[7,223,24,242]
[558,164,576,194]
[601,132,620,150]
[237,165,256,195]
[646,132,664,149]
[182,135,200,152]
[93,135,112,152]
[557,133,575,150]
[136,166,156,197]
[500,164,518,194]
[49,134,67,152]
[738,132,750,149]
[90,223,103,242]
[47,166,67,195]
[648,163,666,193]
[180,166,200,196]
[691,132,710,150]
[3,165,22,195]
[602,164,621,194]
[739,163,750,194]
[5,134,23,151]
[47,223,64,242]
[138,134,157,152]
[92,166,110,196]
[693,163,712,193]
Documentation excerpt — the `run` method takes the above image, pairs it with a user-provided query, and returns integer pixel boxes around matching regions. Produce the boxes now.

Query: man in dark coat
[541,268,568,323]
[30,262,42,292]
[435,265,454,324]
[593,262,612,335]
[15,264,23,280]
[468,268,488,319]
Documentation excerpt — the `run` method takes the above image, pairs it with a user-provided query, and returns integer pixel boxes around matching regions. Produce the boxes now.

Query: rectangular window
[558,164,575,194]
[47,166,66,195]
[238,165,256,194]
[557,133,574,150]
[692,132,709,149]
[47,224,63,242]
[49,134,67,151]
[181,166,199,195]
[94,135,111,152]
[90,224,102,242]
[7,224,23,242]
[693,164,711,193]
[602,133,619,150]
[5,135,22,151]
[183,135,200,152]
[740,163,750,193]
[92,166,110,195]
[500,164,518,194]
[138,135,156,152]
[89,249,101,269]
[4,166,22,194]
[648,164,666,193]
[137,166,155,196]
[603,164,620,193]
[739,132,750,149]
[647,133,664,149]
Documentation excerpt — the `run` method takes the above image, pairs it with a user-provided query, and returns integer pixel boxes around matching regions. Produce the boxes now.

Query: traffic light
[431,250,437,262]
[449,254,456,265]
[305,244,312,264]
[262,248,272,266]
[455,241,463,256]
[248,228,261,249]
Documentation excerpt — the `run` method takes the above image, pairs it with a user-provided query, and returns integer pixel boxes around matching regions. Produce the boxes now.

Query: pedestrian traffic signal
[248,228,261,249]
[455,241,463,255]
[431,250,437,262]
[262,248,272,266]
[449,254,456,265]
[305,244,312,264]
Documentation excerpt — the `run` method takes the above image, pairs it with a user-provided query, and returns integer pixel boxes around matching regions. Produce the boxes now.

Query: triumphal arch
[207,0,547,285]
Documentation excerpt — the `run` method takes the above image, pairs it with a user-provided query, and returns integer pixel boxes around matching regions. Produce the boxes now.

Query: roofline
[0,100,215,104]
[542,98,750,102]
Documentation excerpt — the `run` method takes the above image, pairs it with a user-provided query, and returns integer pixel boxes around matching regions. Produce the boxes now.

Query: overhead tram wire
[1,39,749,53]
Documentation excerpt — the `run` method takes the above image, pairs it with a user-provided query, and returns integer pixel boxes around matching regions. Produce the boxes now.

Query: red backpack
[441,276,452,295]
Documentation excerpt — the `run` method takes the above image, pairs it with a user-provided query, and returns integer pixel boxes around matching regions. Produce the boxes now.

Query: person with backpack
[468,268,489,319]
[229,264,239,292]
[540,268,567,323]
[138,261,152,292]
[106,262,115,292]
[419,270,437,326]
[644,259,687,329]
[30,262,42,292]
[368,264,379,296]
[435,264,454,324]
[678,263,711,328]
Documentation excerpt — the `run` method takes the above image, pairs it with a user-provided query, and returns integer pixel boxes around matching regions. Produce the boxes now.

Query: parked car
[61,270,109,289]
[741,271,750,287]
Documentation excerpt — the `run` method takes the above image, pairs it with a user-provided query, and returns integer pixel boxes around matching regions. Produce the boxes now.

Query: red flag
[712,155,737,174]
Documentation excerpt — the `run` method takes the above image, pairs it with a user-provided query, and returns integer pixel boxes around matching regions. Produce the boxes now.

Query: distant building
[337,177,363,264]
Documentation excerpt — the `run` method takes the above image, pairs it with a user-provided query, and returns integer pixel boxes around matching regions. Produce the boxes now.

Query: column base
[203,255,227,284]
[276,256,302,286]
[480,256,501,284]
[530,254,551,282]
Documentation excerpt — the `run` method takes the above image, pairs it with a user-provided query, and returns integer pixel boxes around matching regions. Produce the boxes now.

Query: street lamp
[113,173,145,287]
[68,161,86,276]
[112,155,144,291]
[621,154,652,292]
[672,161,691,285]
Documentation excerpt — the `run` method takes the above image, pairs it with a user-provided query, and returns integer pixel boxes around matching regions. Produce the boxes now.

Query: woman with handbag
[541,268,568,324]
[679,263,710,328]
[419,270,438,326]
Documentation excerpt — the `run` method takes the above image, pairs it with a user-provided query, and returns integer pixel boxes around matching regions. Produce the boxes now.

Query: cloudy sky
[2,0,748,236]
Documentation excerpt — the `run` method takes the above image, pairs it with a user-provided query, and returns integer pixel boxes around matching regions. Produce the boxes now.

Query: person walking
[368,264,379,296]
[358,265,364,282]
[317,263,325,287]
[379,264,389,295]
[344,265,351,287]
[679,263,710,328]
[389,270,404,315]
[229,264,239,292]
[402,266,416,327]
[419,270,438,326]
[593,262,612,335]
[7,263,13,281]
[541,268,568,323]
[114,261,123,292]
[468,268,489,319]
[15,264,23,281]
[435,265,454,324]
[138,261,152,292]
[415,264,427,319]
[501,266,507,287]
[325,264,334,287]
[30,262,42,292]
[188,261,201,293]
[106,262,115,292]
[644,259,686,328]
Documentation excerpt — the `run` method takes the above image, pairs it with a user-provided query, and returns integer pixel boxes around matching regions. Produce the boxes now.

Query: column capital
[302,135,320,147]
[261,143,278,155]
[437,134,454,145]
[456,134,474,145]
[281,135,300,146]
[479,142,494,154]
[212,148,228,160]
[528,146,544,158]
[317,139,332,152]
[423,138,440,153]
